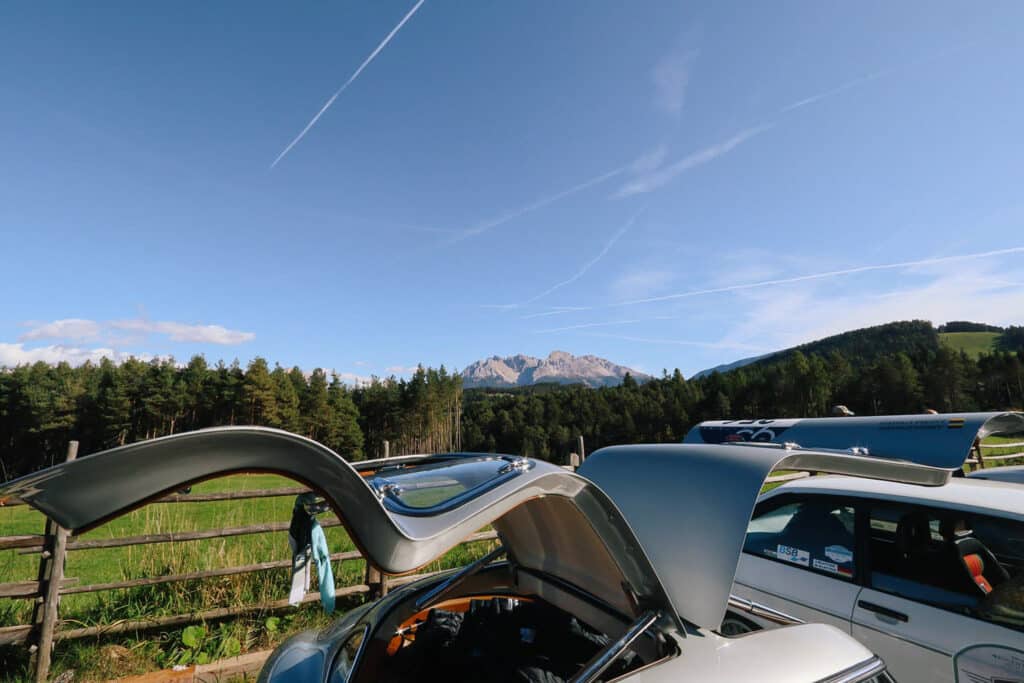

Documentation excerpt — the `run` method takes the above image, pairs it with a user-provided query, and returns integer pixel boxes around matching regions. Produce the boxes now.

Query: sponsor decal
[824,545,854,564]
[879,419,945,431]
[777,544,810,567]
[813,559,838,573]
[813,558,853,577]
[699,425,790,444]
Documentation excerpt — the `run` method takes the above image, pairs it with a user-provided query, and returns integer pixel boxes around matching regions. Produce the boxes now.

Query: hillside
[695,320,940,377]
[939,331,999,359]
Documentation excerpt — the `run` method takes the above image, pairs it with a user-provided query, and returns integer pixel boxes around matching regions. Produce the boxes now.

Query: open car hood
[0,427,680,629]
[683,412,1024,468]
[578,438,969,631]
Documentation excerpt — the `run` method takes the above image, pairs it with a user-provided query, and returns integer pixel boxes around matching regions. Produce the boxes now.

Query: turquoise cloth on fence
[310,518,334,614]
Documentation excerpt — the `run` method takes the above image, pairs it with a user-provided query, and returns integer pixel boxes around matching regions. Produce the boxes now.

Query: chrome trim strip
[727,595,805,626]
[815,656,886,683]
[569,610,659,683]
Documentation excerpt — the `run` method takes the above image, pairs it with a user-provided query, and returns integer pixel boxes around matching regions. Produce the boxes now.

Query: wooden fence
[0,441,499,682]
[2,438,1021,682]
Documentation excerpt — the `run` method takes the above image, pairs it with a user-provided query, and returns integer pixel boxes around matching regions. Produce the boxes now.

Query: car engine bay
[377,596,642,683]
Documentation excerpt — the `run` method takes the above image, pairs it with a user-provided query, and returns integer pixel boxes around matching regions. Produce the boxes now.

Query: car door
[1,426,683,626]
[733,493,862,632]
[852,500,1024,683]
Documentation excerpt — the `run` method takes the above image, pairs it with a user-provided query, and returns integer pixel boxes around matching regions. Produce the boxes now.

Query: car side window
[329,626,368,682]
[867,503,1024,633]
[744,494,857,581]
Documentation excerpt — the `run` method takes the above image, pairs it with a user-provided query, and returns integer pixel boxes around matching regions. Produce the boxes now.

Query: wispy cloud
[533,316,675,334]
[331,371,373,387]
[269,0,427,169]
[19,318,102,342]
[20,318,255,346]
[451,165,630,243]
[512,208,645,306]
[385,364,421,375]
[608,269,675,301]
[579,332,768,352]
[718,262,1024,353]
[613,125,770,198]
[611,246,1024,308]
[0,343,158,368]
[109,320,256,345]
[652,47,699,117]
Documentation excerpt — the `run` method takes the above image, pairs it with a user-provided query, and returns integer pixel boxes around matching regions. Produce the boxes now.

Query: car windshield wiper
[569,610,660,683]
[414,545,506,610]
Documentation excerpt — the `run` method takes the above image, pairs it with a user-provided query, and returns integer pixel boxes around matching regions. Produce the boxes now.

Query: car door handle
[857,600,908,623]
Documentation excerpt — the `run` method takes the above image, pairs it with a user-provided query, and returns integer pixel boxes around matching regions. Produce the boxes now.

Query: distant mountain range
[461,351,650,388]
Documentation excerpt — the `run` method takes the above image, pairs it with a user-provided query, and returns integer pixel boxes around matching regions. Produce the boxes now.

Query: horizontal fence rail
[979,441,1024,449]
[1,486,313,509]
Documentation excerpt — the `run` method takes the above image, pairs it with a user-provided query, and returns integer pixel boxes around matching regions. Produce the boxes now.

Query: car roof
[771,474,1024,520]
[967,464,1024,483]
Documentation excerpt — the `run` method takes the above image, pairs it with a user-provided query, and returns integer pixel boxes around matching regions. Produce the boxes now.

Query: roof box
[683,412,1024,470]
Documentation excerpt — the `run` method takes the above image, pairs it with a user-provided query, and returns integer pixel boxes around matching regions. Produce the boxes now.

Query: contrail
[270,0,427,169]
[779,41,975,115]
[450,165,630,243]
[533,315,675,334]
[778,69,889,114]
[580,331,768,352]
[613,246,1024,308]
[614,125,771,198]
[520,306,594,319]
[518,208,645,305]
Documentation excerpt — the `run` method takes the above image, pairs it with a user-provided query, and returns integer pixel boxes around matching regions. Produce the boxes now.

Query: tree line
[1,321,1022,479]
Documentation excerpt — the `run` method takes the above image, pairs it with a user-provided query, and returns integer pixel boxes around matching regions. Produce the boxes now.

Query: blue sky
[3,1,1023,380]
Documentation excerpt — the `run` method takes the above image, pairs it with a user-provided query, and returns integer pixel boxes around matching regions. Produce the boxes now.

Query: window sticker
[824,545,854,564]
[813,558,853,577]
[777,544,810,567]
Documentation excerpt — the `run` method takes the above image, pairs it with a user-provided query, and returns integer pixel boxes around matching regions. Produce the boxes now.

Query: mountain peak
[462,351,649,389]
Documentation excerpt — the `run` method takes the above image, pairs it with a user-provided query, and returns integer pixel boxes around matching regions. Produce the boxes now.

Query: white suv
[685,413,1024,683]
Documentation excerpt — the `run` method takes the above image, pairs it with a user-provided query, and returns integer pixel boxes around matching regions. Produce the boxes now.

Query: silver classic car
[1,426,970,682]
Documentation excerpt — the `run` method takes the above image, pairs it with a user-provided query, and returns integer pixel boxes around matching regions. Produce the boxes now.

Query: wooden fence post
[366,564,388,600]
[577,435,585,462]
[383,440,390,459]
[30,440,78,682]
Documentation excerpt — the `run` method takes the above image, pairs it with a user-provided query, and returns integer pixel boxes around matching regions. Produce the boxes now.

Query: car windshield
[372,457,521,511]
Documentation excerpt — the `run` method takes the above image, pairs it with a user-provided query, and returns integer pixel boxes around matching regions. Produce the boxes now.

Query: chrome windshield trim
[815,656,887,683]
